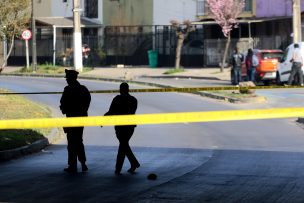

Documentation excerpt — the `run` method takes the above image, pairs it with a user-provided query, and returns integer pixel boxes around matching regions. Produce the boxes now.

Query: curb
[0,128,62,162]
[140,75,221,80]
[0,138,49,161]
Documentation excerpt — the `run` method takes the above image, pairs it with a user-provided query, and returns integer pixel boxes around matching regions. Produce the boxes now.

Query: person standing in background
[231,47,244,86]
[287,43,303,86]
[246,48,259,83]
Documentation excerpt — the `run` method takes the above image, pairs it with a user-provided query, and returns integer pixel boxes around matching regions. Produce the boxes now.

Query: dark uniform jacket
[104,94,137,129]
[60,81,91,117]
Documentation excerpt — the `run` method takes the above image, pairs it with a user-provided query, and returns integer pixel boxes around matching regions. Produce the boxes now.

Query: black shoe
[115,170,122,175]
[64,167,77,173]
[127,163,140,173]
[82,164,88,172]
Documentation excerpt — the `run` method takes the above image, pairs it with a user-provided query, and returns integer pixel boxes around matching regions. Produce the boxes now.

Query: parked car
[276,42,304,85]
[231,49,283,85]
[253,49,283,84]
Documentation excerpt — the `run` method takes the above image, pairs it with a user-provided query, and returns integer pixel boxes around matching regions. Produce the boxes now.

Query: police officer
[60,69,91,173]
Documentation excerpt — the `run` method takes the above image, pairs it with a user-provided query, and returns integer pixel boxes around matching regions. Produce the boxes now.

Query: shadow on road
[0,144,211,203]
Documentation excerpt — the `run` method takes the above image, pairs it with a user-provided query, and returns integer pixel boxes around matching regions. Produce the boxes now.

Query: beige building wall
[103,0,153,26]
[34,0,52,17]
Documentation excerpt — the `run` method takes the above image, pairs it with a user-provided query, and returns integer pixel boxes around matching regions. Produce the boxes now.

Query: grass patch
[211,71,222,74]
[210,90,257,99]
[18,64,93,74]
[0,130,45,151]
[0,88,52,151]
[163,68,185,75]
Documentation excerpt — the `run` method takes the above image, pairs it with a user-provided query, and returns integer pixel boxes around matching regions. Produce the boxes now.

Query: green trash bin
[148,50,158,68]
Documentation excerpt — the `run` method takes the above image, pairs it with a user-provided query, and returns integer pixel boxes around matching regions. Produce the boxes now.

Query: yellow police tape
[0,85,302,95]
[1,107,304,129]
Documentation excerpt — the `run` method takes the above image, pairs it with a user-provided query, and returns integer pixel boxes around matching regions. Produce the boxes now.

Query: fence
[7,35,104,67]
[6,25,290,67]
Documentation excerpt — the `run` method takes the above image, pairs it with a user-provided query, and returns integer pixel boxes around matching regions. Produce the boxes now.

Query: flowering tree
[207,0,245,72]
[0,0,31,72]
[170,20,195,69]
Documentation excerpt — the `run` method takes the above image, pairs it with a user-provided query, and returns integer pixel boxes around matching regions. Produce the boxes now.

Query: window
[85,0,98,18]
[197,0,208,15]
[281,48,289,63]
[261,52,283,60]
[244,0,252,12]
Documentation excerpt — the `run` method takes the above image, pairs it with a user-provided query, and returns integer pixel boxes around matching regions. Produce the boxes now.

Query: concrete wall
[103,0,196,26]
[35,0,103,23]
[34,0,52,17]
[103,0,153,26]
[51,0,74,17]
[35,0,81,17]
[153,0,196,25]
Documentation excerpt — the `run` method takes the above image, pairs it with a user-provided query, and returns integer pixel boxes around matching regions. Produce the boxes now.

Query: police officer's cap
[65,69,79,79]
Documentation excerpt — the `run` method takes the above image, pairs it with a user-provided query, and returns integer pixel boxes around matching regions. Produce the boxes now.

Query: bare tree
[0,0,31,72]
[170,20,195,69]
[207,0,245,72]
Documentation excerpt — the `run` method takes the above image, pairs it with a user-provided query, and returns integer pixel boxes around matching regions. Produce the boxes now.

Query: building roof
[36,17,102,28]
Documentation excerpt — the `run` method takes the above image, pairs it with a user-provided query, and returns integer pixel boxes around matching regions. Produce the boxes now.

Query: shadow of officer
[60,69,91,173]
[104,82,140,175]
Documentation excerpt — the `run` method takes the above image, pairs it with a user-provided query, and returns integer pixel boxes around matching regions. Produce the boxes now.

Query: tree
[206,0,245,72]
[170,20,195,69]
[0,0,31,72]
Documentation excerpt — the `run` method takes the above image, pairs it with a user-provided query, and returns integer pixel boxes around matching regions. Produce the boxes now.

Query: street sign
[21,29,32,40]
[21,29,32,69]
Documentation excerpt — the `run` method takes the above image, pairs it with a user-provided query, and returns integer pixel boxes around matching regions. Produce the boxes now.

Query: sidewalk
[2,66,231,81]
[80,66,231,81]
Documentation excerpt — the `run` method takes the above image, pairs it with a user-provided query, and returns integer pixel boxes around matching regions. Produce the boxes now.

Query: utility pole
[31,0,37,72]
[73,0,83,72]
[292,0,302,43]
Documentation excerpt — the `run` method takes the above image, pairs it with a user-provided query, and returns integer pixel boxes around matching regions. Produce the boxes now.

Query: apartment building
[35,0,103,35]
[103,0,202,66]
[103,0,196,26]
[9,0,198,66]
[8,0,103,66]
[196,0,304,66]
[197,0,304,45]
[13,0,302,67]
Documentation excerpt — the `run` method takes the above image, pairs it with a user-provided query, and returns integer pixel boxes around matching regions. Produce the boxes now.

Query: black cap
[65,69,79,79]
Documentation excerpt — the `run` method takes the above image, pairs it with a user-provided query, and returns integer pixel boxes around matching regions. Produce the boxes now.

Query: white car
[276,42,304,84]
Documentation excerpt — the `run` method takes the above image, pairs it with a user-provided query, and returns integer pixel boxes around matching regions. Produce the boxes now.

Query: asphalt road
[1,76,304,202]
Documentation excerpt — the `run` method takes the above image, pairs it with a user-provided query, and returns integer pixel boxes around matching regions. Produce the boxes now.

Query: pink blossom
[206,0,245,37]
